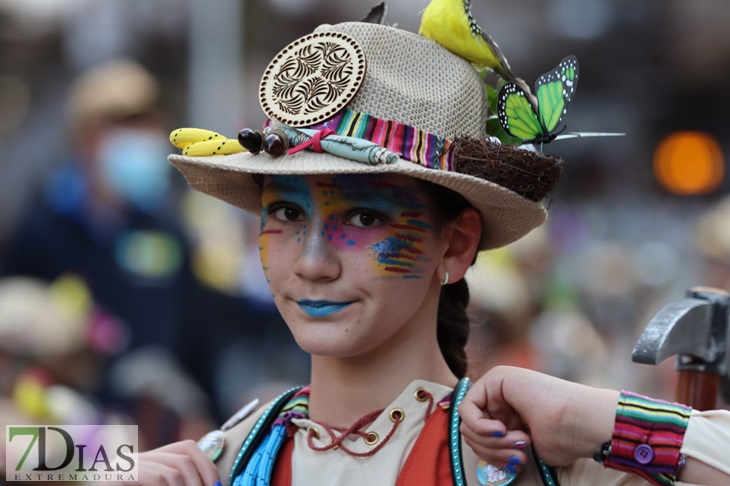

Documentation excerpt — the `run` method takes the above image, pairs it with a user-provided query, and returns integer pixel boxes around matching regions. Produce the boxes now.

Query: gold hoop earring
[439,271,449,286]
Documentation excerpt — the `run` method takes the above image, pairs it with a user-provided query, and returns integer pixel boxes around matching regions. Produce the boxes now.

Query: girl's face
[259,173,446,359]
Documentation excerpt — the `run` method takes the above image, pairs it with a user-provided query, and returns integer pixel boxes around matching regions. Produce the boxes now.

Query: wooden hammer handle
[677,369,719,410]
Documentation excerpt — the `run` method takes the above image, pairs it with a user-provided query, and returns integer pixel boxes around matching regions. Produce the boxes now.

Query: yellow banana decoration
[182,138,245,157]
[169,128,247,157]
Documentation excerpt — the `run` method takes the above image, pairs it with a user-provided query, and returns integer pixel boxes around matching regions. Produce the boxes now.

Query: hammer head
[632,287,730,377]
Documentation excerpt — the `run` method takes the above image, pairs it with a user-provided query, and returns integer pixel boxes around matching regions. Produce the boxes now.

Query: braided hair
[420,181,475,378]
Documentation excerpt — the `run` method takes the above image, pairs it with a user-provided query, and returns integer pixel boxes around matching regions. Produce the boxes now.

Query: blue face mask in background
[97,128,172,213]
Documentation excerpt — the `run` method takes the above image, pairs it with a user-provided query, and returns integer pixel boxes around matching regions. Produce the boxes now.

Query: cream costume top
[212,380,730,485]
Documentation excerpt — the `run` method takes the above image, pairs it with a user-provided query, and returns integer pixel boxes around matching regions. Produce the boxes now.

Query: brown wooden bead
[237,128,263,154]
[263,132,287,156]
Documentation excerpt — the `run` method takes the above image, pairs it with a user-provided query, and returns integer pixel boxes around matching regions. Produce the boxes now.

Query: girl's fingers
[139,461,184,486]
[460,427,530,456]
[180,441,221,486]
[460,424,529,447]
[459,414,508,438]
[134,441,221,486]
[460,425,531,473]
[466,443,528,474]
[459,377,524,432]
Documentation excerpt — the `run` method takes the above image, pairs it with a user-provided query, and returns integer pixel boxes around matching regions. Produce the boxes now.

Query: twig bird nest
[453,137,564,202]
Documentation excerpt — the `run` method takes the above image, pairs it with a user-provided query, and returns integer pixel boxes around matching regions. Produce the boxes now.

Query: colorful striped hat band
[254,108,455,171]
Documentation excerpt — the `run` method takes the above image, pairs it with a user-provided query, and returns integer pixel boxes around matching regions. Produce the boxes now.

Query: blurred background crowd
[0,0,729,459]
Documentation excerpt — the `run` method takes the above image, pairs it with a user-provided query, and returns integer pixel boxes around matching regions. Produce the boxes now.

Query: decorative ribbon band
[235,387,310,486]
[267,108,455,171]
[602,390,691,486]
[273,386,310,430]
[275,126,399,165]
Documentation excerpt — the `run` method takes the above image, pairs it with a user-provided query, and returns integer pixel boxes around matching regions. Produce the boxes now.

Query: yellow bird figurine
[419,0,531,96]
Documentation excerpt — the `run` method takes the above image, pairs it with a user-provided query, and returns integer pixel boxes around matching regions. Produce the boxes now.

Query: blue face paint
[262,175,312,219]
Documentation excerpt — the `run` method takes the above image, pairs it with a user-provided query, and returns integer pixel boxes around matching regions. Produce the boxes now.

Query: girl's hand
[110,440,221,486]
[459,366,619,471]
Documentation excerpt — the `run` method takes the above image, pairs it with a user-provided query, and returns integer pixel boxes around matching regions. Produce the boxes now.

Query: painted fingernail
[506,463,517,474]
[512,440,528,449]
[214,481,222,486]
[491,431,505,437]
[508,456,522,465]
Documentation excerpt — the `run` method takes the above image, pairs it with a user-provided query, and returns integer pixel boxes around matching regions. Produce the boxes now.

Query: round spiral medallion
[259,31,366,127]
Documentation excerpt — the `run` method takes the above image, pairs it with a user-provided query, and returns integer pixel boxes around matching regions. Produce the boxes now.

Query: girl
[128,19,730,486]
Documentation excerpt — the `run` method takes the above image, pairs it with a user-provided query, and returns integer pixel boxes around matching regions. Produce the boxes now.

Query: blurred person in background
[0,58,220,446]
[465,247,542,378]
[0,274,128,472]
[465,227,610,387]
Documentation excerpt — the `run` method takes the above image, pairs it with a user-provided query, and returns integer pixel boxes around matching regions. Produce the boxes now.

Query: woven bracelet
[596,390,691,486]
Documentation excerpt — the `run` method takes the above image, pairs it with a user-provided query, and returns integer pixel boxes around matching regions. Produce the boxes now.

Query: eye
[270,204,304,222]
[347,210,383,228]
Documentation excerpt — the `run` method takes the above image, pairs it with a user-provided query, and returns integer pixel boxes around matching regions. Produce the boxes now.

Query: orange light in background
[653,131,725,195]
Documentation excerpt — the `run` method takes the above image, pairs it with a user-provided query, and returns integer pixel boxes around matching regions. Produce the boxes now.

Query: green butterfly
[497,55,578,144]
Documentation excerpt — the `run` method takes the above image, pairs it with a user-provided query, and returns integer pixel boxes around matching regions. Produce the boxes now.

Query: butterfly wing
[497,83,545,142]
[535,55,578,134]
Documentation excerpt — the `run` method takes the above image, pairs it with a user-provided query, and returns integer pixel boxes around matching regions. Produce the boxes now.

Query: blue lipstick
[297,300,353,317]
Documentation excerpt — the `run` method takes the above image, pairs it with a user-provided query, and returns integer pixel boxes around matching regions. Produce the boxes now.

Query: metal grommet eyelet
[364,432,379,445]
[308,428,319,440]
[415,387,428,401]
[389,408,404,423]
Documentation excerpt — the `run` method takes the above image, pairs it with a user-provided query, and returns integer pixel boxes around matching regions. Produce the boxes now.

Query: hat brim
[169,150,546,251]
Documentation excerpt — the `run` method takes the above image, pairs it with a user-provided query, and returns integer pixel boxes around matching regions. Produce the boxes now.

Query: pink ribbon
[287,128,335,155]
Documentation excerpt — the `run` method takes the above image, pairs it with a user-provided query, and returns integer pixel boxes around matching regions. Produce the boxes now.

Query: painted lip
[297,300,354,318]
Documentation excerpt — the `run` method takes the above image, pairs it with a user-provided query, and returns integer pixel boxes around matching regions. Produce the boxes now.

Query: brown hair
[419,181,475,378]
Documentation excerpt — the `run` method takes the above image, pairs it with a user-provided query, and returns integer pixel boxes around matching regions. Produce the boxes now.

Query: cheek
[367,211,435,279]
[259,219,307,283]
[258,231,278,283]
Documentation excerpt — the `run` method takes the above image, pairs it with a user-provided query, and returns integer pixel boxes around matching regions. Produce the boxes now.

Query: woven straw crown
[169,21,550,250]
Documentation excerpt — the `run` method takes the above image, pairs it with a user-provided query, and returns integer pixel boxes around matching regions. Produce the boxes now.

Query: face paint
[260,176,311,282]
[375,208,434,278]
[260,174,437,282]
[319,175,434,279]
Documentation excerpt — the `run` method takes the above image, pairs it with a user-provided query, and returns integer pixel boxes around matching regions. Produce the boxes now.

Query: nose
[293,220,341,282]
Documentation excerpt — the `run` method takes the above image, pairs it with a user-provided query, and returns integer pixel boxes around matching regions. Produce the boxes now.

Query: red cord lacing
[305,388,434,458]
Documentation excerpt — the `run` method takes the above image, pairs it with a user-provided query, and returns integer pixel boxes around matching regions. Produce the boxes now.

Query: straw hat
[169,22,563,250]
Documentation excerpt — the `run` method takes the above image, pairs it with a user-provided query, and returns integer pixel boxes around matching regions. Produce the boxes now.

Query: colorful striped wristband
[599,390,691,485]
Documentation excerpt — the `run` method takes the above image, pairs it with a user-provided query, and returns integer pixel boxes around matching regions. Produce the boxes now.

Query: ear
[438,207,481,284]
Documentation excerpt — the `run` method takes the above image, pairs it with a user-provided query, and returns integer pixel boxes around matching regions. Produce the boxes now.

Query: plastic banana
[169,127,246,156]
